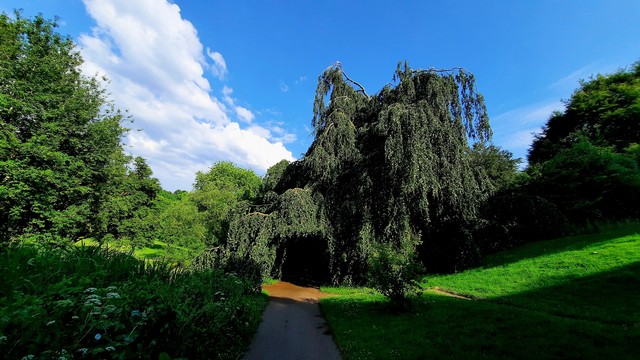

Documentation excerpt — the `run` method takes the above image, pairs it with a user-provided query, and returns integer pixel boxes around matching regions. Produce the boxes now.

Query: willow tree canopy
[227,62,495,283]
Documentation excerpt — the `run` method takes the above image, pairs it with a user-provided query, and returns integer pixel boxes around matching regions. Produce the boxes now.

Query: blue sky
[2,1,639,191]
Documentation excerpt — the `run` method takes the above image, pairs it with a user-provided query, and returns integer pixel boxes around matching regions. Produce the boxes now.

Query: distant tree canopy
[226,62,505,283]
[529,62,640,165]
[525,61,640,224]
[191,161,262,246]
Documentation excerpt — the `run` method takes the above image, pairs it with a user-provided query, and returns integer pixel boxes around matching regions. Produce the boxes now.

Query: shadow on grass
[321,292,639,360]
[493,262,640,325]
[321,262,640,359]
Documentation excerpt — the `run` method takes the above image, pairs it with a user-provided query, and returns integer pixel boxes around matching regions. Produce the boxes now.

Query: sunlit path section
[243,282,341,360]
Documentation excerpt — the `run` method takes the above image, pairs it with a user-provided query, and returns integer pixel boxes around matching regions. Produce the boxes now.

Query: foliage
[191,161,262,245]
[321,225,640,359]
[470,142,521,191]
[366,235,424,309]
[0,12,127,244]
[528,140,640,223]
[476,191,565,253]
[223,187,327,280]
[153,192,207,260]
[0,244,267,359]
[94,156,162,248]
[261,159,290,196]
[529,61,640,164]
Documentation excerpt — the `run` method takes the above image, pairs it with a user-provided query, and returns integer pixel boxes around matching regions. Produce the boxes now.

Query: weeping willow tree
[226,62,494,284]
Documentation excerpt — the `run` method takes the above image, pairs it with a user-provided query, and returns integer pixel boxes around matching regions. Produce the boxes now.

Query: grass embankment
[0,245,267,359]
[320,225,640,359]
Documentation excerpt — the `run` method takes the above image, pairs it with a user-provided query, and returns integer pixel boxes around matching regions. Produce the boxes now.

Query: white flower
[46,320,56,326]
[21,356,35,360]
[84,298,102,306]
[106,292,120,299]
[106,346,115,351]
[106,286,118,291]
[84,287,97,293]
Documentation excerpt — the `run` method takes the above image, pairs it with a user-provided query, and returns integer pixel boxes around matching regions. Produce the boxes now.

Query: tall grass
[0,244,267,359]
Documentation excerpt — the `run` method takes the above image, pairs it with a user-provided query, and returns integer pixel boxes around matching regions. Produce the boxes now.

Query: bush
[0,244,267,359]
[530,140,640,223]
[476,192,566,253]
[367,237,424,310]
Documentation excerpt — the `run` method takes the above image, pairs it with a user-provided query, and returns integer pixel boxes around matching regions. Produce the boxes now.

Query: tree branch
[330,61,370,97]
[414,67,468,74]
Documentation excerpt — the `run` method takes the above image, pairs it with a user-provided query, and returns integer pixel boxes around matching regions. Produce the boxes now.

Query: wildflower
[85,294,101,300]
[71,316,79,320]
[106,346,115,351]
[46,320,56,326]
[77,348,88,355]
[94,333,102,340]
[106,286,117,291]
[106,292,120,299]
[84,287,97,293]
[131,310,140,317]
[0,335,7,342]
[21,355,35,360]
[84,298,102,306]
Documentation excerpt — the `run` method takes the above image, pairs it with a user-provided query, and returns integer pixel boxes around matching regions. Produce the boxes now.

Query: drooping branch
[330,61,369,97]
[418,66,467,73]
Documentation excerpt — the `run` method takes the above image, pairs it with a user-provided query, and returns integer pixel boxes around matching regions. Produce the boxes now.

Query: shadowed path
[243,282,342,360]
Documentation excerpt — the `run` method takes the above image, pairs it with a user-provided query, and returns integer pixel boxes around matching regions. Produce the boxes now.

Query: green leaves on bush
[0,245,267,359]
[367,234,424,309]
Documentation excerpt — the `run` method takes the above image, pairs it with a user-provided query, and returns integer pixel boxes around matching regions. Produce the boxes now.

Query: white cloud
[492,100,563,127]
[79,0,294,190]
[236,106,255,123]
[490,100,563,162]
[501,129,539,150]
[279,81,289,92]
[206,48,227,80]
[222,85,234,105]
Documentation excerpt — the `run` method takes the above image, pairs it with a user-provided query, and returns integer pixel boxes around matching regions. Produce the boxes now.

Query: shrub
[0,244,266,359]
[367,236,424,310]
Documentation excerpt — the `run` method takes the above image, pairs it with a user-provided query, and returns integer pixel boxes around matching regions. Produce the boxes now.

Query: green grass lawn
[74,238,195,262]
[320,225,640,359]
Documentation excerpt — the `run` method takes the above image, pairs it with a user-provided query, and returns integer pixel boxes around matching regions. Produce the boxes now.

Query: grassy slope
[320,225,640,359]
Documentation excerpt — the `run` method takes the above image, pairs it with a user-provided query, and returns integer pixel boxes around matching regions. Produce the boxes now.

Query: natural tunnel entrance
[277,235,330,287]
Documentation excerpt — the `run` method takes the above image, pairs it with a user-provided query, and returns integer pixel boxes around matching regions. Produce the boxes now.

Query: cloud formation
[206,48,228,80]
[78,0,294,190]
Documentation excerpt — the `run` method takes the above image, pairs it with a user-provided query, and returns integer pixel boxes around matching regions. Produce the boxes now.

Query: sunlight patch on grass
[423,227,640,300]
[321,225,640,359]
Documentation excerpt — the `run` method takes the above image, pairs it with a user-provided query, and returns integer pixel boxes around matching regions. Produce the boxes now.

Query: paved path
[243,282,342,360]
